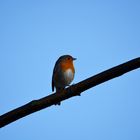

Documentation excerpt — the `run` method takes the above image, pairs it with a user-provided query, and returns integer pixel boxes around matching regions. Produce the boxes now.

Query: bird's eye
[67,57,71,60]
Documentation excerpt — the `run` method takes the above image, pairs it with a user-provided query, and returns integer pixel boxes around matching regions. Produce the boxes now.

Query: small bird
[52,55,76,105]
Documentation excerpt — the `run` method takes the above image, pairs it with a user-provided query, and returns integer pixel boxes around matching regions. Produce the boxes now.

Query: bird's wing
[52,59,60,92]
[52,78,54,92]
[52,67,55,92]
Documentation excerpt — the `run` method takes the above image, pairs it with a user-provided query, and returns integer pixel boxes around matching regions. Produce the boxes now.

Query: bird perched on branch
[52,55,76,105]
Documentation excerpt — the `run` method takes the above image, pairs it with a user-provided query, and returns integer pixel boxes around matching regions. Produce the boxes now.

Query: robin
[52,55,76,105]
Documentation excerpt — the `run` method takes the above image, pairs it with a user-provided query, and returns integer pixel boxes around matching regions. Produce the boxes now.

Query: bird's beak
[73,57,77,61]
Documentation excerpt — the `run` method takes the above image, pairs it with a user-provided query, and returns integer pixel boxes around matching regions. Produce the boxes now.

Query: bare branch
[0,57,140,128]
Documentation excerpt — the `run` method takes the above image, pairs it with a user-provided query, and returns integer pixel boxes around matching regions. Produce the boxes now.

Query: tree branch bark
[0,57,140,128]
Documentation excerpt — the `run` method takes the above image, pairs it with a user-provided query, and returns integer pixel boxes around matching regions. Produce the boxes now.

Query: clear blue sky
[0,0,140,140]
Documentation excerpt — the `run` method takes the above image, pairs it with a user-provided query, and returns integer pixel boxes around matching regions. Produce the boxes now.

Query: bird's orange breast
[60,61,75,73]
